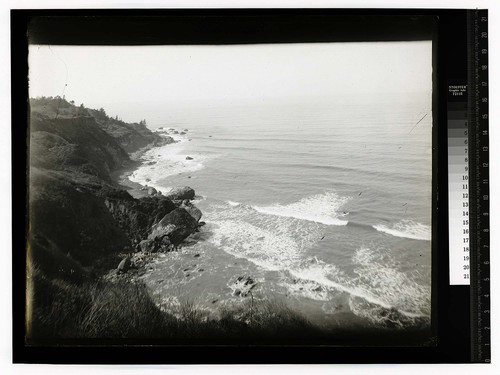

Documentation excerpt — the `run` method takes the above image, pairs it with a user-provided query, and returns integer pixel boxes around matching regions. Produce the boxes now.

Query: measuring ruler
[468,9,490,363]
[447,9,489,362]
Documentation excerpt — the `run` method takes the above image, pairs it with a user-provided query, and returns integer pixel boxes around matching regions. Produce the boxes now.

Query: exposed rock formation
[164,186,195,201]
[181,200,203,222]
[149,208,199,245]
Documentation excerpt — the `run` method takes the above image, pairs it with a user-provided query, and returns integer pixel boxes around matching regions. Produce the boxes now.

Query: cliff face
[29,169,130,271]
[93,115,167,153]
[30,113,131,181]
[27,97,198,283]
[30,97,169,154]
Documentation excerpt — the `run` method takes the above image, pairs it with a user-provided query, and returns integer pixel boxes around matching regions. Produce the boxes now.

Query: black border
[11,8,472,364]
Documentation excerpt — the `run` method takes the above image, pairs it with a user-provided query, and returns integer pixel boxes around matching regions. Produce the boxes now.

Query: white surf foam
[252,192,350,226]
[289,264,422,319]
[128,128,207,191]
[209,220,302,271]
[283,244,431,325]
[348,246,431,322]
[206,196,429,326]
[373,220,431,241]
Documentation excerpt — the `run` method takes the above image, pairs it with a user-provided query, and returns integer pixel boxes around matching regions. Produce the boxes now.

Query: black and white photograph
[25,18,435,346]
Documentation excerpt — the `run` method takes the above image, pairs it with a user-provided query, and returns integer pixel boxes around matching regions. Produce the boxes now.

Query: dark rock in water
[147,161,156,165]
[184,129,189,132]
[149,207,198,245]
[194,254,200,258]
[139,236,174,253]
[181,201,202,222]
[145,178,151,182]
[185,156,193,160]
[164,186,195,201]
[208,135,212,138]
[180,132,186,135]
[188,139,192,141]
[117,257,131,273]
[139,239,152,252]
[198,221,206,227]
[158,236,174,252]
[232,275,257,297]
[173,130,179,134]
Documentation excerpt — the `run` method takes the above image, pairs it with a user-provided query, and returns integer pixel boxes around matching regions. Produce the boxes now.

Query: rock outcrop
[231,276,258,297]
[149,208,199,245]
[164,186,195,201]
[117,256,132,273]
[181,200,203,222]
[103,194,177,243]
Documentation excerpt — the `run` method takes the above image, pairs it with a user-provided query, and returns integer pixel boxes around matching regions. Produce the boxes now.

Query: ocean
[128,93,433,330]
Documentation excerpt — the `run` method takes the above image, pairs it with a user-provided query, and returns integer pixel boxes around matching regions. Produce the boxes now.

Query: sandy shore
[114,167,150,199]
[109,144,157,199]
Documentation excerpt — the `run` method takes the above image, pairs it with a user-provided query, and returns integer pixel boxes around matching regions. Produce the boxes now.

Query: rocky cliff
[28,97,201,283]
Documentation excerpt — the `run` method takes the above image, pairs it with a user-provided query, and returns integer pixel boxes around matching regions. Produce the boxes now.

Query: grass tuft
[27,265,320,343]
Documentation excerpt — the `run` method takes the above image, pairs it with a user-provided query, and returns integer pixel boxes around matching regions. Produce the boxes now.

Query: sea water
[128,93,432,329]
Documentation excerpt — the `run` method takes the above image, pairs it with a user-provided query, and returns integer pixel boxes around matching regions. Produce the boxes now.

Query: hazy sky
[29,41,432,123]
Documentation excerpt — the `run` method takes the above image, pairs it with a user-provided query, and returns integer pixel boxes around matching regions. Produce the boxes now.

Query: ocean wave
[204,197,430,327]
[209,219,302,271]
[347,246,431,326]
[127,128,207,190]
[373,220,431,241]
[208,213,429,324]
[288,261,426,321]
[252,192,350,226]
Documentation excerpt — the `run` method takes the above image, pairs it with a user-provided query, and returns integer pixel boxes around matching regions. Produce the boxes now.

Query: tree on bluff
[77,103,88,116]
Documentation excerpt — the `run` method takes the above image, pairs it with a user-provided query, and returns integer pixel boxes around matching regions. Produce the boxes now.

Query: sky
[28,41,432,123]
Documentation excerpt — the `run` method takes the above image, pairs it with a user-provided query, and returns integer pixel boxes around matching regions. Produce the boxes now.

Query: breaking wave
[373,220,431,241]
[252,192,350,226]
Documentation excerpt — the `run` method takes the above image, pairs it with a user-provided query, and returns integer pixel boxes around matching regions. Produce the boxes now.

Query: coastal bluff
[28,98,202,307]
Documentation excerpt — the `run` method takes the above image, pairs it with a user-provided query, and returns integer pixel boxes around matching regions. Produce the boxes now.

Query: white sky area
[29,41,432,123]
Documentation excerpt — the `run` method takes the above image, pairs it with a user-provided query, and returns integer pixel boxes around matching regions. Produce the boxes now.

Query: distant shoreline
[110,139,167,199]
